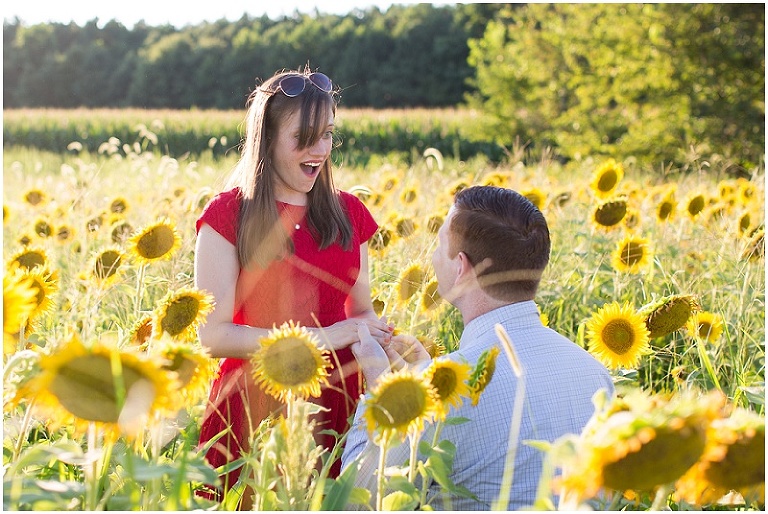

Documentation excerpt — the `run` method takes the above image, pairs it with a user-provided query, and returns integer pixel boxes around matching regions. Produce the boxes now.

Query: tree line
[3,4,502,109]
[3,3,763,165]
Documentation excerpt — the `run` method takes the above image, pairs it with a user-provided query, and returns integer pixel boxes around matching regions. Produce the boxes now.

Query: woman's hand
[315,316,393,351]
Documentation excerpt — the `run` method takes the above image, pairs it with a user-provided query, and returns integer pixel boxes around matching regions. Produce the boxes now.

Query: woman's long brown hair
[224,70,353,269]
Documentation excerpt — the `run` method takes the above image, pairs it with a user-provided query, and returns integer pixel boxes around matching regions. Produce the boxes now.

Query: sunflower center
[597,171,618,192]
[372,380,427,429]
[137,226,175,259]
[430,367,458,402]
[658,201,674,220]
[601,319,635,355]
[262,337,318,386]
[49,354,153,423]
[95,251,122,279]
[687,196,705,216]
[703,430,765,489]
[594,202,627,227]
[697,321,713,339]
[163,353,197,387]
[620,242,645,266]
[602,425,706,491]
[15,251,46,270]
[160,296,200,336]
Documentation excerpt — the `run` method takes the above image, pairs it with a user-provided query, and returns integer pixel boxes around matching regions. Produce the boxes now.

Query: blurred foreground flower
[17,334,177,442]
[675,406,765,506]
[559,389,726,505]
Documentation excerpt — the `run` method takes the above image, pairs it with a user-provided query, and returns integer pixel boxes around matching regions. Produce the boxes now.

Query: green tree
[466,4,764,165]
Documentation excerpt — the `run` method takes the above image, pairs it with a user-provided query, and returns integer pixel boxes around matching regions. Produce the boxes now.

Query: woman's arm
[194,223,274,359]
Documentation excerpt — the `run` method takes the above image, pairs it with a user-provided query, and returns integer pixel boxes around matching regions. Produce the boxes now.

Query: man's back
[425,301,613,510]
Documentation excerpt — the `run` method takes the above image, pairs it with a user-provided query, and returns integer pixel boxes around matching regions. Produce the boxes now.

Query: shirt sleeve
[196,189,240,244]
[340,191,378,244]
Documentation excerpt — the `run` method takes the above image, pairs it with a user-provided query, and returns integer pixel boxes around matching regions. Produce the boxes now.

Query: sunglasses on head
[271,72,333,97]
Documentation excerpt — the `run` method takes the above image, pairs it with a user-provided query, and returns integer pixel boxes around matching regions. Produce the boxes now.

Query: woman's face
[271,109,334,205]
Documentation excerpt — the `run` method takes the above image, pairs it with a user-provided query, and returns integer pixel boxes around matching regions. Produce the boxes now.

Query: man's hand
[386,333,431,367]
[352,324,411,386]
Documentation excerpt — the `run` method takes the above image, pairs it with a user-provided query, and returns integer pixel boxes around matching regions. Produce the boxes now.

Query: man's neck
[457,292,532,326]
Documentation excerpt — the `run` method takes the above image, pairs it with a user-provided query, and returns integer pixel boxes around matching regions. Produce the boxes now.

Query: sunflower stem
[85,422,100,511]
[407,430,419,483]
[13,397,36,461]
[134,263,147,316]
[375,434,391,511]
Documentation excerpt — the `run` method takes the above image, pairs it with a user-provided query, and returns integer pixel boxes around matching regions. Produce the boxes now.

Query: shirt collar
[458,300,541,350]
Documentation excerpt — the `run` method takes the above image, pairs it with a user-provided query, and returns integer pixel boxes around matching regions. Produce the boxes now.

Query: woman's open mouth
[301,161,322,177]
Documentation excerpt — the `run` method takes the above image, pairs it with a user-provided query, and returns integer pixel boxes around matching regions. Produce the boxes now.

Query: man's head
[432,186,551,304]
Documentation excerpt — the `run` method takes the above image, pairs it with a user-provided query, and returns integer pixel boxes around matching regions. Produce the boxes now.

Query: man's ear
[455,251,475,283]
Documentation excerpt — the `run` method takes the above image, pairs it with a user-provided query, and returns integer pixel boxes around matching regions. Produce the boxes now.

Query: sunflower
[18,266,59,323]
[467,346,501,406]
[640,294,700,340]
[446,178,469,197]
[55,224,75,244]
[33,218,53,238]
[419,335,446,358]
[737,180,758,205]
[419,278,442,312]
[251,321,332,402]
[369,226,393,253]
[622,208,641,231]
[611,235,653,274]
[3,271,38,355]
[129,315,154,348]
[23,188,47,206]
[362,368,437,442]
[110,196,129,214]
[110,220,134,244]
[481,171,509,188]
[19,334,176,441]
[380,172,401,193]
[740,228,764,262]
[426,212,444,234]
[3,204,9,225]
[394,215,418,239]
[737,209,757,237]
[86,212,106,232]
[656,194,677,223]
[400,186,418,205]
[521,187,546,211]
[585,301,651,369]
[151,287,215,341]
[684,192,707,219]
[396,262,426,304]
[675,407,765,506]
[423,358,472,421]
[89,246,126,284]
[8,246,48,271]
[150,335,217,407]
[127,217,182,265]
[591,197,628,230]
[561,389,725,502]
[549,190,572,209]
[590,159,624,199]
[685,311,725,343]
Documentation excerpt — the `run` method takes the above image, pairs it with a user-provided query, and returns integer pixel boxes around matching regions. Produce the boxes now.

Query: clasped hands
[351,323,432,387]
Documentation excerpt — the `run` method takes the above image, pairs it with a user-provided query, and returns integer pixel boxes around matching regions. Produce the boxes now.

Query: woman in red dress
[194,68,392,506]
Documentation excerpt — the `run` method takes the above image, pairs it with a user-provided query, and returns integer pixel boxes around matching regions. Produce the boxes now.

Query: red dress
[195,188,378,498]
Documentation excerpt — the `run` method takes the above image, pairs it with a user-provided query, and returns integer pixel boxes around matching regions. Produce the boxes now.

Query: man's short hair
[448,186,551,301]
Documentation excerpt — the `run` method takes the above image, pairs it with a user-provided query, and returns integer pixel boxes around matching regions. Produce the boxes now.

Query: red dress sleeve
[196,189,240,244]
[339,191,378,245]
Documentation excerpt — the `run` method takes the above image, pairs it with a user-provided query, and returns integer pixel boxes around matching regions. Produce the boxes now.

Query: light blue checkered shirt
[341,301,614,510]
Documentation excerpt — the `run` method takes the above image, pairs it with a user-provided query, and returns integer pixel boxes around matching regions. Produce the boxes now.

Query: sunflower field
[3,114,765,510]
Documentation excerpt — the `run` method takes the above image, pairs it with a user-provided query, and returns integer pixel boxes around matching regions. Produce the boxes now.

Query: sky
[4,0,418,28]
